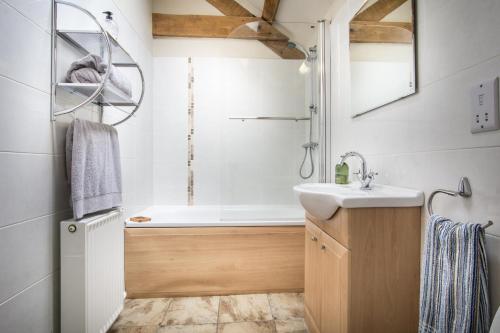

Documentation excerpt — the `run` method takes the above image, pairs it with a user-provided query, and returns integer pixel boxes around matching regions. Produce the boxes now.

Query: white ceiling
[237,0,336,23]
[153,0,223,16]
[357,0,412,22]
[153,0,336,23]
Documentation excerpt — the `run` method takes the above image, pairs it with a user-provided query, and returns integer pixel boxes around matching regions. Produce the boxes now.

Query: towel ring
[427,177,493,229]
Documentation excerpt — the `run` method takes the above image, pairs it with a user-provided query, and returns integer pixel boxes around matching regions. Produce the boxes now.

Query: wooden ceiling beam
[259,40,305,59]
[153,14,289,41]
[350,20,413,44]
[205,0,303,59]
[354,0,407,21]
[262,0,281,23]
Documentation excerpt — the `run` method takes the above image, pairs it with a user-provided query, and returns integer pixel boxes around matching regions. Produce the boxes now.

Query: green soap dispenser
[335,162,349,184]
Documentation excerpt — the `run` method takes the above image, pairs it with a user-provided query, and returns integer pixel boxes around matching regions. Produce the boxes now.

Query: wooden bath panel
[125,226,305,298]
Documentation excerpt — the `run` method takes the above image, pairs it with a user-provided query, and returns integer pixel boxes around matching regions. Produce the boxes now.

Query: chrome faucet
[339,151,377,189]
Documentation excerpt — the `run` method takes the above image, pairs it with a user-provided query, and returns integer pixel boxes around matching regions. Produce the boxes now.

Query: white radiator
[61,209,125,333]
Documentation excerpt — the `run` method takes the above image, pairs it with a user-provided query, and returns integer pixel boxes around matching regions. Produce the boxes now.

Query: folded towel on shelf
[66,54,132,98]
[419,215,490,333]
[66,119,122,220]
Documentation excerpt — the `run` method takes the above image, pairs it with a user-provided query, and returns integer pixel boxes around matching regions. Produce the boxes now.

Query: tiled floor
[108,293,306,333]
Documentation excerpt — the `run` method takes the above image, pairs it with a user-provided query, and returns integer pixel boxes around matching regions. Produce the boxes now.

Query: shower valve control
[471,77,499,133]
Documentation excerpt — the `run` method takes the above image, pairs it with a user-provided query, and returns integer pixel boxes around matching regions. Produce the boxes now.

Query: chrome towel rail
[229,116,311,121]
[427,177,493,229]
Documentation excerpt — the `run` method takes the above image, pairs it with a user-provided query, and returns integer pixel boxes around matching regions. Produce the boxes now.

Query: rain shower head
[287,41,310,59]
[287,41,316,74]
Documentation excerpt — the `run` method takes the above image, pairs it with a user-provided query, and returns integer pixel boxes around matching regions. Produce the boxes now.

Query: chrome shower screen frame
[317,20,332,183]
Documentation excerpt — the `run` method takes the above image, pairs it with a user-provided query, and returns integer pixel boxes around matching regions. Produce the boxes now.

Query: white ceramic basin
[293,182,424,220]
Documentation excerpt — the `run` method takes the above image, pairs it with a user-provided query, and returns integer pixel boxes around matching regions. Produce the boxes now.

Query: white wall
[330,0,500,315]
[153,58,188,204]
[154,57,313,205]
[153,38,281,59]
[0,0,153,331]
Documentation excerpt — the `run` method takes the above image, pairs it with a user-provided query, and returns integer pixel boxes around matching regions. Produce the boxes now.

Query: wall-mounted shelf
[51,0,145,126]
[57,30,137,66]
[57,83,138,107]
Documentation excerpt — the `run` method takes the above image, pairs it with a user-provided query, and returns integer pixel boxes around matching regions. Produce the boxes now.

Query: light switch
[471,77,500,133]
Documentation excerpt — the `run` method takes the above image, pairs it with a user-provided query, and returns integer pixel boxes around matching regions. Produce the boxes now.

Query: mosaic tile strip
[187,57,195,205]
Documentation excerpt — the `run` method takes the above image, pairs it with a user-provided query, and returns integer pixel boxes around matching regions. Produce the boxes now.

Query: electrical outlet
[471,77,500,133]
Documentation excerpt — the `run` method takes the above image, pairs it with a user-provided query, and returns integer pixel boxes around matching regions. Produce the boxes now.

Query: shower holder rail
[50,0,145,127]
[427,177,493,229]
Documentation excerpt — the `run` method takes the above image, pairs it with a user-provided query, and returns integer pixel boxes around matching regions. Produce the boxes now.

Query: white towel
[66,54,132,97]
[66,119,122,220]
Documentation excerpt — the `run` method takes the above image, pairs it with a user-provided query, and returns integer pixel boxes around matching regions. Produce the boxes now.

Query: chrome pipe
[50,0,57,121]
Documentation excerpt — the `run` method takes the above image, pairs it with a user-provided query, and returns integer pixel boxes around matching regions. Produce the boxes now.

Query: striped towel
[419,215,490,333]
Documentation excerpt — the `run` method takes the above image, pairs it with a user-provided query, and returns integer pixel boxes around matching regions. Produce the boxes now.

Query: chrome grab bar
[229,116,311,121]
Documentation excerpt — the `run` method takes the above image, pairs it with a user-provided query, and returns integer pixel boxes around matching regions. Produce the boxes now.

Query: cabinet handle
[311,236,318,242]
[321,245,326,250]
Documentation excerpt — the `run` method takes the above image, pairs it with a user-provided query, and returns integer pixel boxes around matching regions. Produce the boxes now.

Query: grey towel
[419,215,490,333]
[66,54,132,97]
[66,119,122,220]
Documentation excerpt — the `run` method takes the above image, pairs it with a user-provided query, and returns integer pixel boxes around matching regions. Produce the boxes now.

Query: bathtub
[124,205,306,298]
[126,205,306,227]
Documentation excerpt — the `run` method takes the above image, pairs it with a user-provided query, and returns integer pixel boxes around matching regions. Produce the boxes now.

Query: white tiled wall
[330,0,500,315]
[153,58,189,205]
[153,57,314,206]
[0,0,153,331]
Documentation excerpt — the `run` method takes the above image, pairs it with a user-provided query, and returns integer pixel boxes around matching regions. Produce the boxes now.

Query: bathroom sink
[293,183,424,220]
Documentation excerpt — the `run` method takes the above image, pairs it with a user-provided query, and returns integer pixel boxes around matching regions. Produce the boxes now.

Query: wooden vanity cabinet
[305,222,324,332]
[304,207,421,333]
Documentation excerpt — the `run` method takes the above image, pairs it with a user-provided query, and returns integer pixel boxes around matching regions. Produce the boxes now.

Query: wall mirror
[349,0,416,117]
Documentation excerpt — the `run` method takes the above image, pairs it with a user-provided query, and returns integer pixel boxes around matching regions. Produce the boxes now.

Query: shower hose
[299,143,316,179]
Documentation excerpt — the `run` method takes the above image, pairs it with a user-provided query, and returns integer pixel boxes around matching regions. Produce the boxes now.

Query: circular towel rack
[50,0,144,127]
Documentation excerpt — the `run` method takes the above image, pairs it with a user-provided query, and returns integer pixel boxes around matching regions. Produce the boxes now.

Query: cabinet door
[305,221,322,333]
[320,232,350,333]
